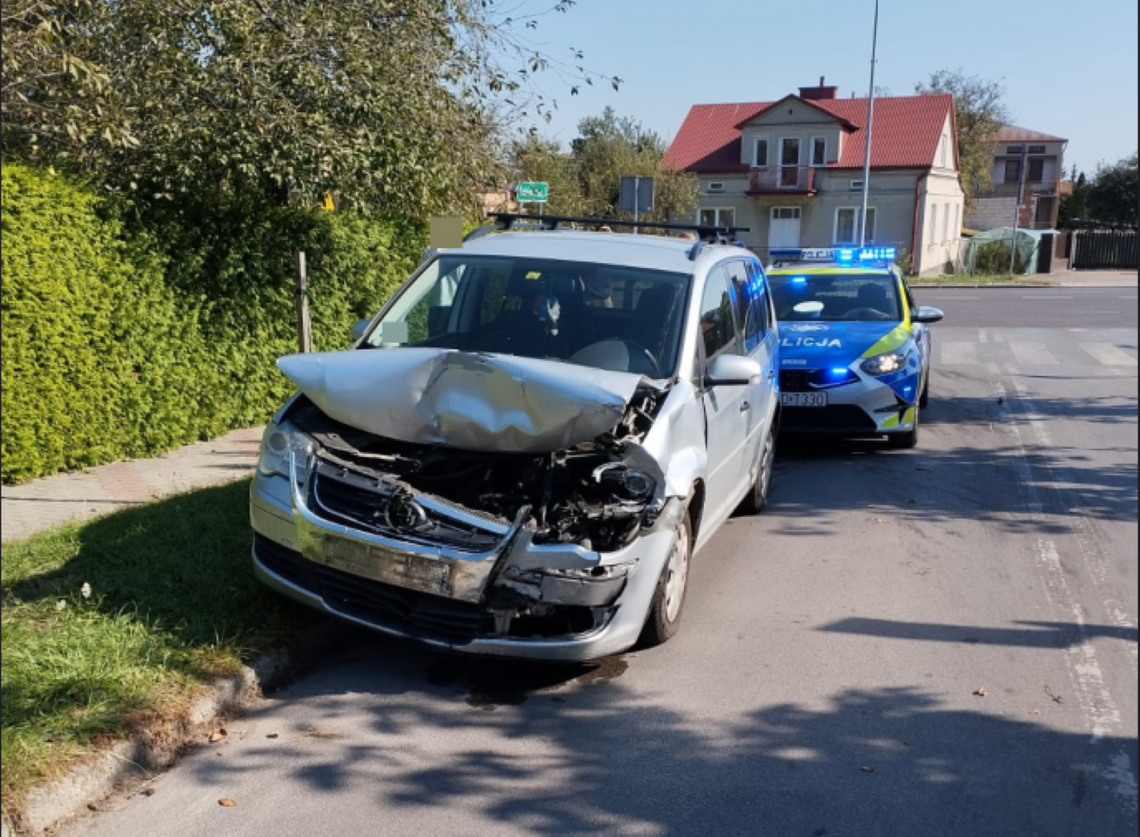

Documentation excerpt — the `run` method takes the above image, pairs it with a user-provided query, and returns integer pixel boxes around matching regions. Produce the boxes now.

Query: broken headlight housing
[592,462,657,502]
[256,422,310,480]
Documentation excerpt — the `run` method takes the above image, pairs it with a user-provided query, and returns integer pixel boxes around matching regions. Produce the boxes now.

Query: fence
[1071,230,1139,270]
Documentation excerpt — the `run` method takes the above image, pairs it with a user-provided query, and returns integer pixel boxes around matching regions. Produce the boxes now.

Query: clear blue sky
[508,0,1138,173]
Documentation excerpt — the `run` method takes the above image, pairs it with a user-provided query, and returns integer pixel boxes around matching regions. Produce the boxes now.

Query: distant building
[965,126,1068,232]
[664,78,965,275]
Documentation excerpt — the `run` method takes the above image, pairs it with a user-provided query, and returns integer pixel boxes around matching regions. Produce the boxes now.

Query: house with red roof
[663,78,964,275]
[965,125,1068,232]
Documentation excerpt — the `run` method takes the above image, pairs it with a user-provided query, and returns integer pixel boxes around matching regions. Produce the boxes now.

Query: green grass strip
[1,478,317,818]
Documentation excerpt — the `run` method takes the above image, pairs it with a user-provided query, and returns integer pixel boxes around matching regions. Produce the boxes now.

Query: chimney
[799,75,839,101]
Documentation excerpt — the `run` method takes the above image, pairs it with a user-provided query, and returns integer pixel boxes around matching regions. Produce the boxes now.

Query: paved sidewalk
[1,426,265,543]
[1055,269,1138,287]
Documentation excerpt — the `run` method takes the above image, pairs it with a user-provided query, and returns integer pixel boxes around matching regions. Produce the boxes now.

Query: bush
[1,164,426,483]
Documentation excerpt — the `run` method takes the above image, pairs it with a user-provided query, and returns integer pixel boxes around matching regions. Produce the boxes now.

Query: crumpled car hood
[277,348,646,453]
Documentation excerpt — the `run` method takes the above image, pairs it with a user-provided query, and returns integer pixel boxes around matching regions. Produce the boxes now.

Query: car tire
[889,406,920,449]
[919,375,930,409]
[739,426,776,515]
[638,508,694,649]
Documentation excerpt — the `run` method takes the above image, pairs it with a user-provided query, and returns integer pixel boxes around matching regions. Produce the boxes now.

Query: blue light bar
[791,276,808,284]
[857,246,898,262]
[771,246,898,266]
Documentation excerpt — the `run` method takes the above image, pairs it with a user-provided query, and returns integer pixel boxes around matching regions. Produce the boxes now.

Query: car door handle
[740,401,751,412]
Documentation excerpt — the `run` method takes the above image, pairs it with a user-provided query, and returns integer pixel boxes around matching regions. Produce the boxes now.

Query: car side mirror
[914,306,944,324]
[705,354,764,388]
[350,319,371,342]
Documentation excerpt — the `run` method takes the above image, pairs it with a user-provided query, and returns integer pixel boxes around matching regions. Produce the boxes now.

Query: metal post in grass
[295,251,312,353]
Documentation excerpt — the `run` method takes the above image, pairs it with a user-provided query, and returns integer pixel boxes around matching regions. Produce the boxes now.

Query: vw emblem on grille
[385,492,428,533]
[785,323,829,333]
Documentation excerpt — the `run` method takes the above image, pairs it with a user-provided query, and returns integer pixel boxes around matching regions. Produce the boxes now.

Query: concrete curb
[2,621,343,836]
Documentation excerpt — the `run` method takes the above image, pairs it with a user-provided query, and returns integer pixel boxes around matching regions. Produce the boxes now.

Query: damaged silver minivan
[250,219,780,660]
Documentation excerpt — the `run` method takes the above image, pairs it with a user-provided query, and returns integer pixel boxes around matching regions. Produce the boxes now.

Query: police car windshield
[770,272,903,323]
[362,253,690,378]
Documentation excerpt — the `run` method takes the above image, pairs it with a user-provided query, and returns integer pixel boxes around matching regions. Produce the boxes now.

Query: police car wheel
[638,509,693,648]
[919,376,930,409]
[739,427,776,515]
[889,409,919,449]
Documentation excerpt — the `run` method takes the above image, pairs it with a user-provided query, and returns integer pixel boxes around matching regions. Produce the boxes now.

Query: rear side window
[742,261,772,349]
[699,267,739,359]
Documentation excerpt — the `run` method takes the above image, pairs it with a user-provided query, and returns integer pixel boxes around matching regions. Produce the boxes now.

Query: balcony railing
[748,166,817,195]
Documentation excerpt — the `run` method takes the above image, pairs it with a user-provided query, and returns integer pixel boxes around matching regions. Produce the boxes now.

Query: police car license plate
[782,392,828,408]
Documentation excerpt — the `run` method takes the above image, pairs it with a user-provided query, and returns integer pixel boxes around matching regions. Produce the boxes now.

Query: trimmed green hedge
[1,164,426,483]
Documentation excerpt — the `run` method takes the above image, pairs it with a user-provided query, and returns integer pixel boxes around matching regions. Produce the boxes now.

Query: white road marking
[1009,342,1060,366]
[1021,295,1074,299]
[941,342,980,365]
[987,365,1137,814]
[1079,343,1138,366]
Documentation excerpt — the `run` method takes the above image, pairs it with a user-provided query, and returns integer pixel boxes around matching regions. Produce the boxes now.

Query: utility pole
[1008,144,1028,276]
[858,0,880,248]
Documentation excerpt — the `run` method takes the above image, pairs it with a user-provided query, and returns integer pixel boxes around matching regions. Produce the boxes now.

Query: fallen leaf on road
[859,766,875,773]
[973,687,988,697]
[209,729,227,742]
[1029,708,1041,715]
[140,788,156,797]
[266,733,279,739]
[218,799,236,807]
[874,518,889,524]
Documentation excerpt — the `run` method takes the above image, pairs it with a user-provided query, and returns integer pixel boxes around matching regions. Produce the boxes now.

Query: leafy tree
[1087,153,1139,228]
[916,69,1011,209]
[509,136,585,216]
[1058,165,1090,228]
[507,107,697,230]
[567,107,697,226]
[1,0,621,215]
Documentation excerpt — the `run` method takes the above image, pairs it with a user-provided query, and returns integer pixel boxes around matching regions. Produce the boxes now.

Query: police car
[766,247,944,448]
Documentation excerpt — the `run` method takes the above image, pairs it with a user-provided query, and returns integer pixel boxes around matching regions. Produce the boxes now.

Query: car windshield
[362,254,690,378]
[769,271,903,322]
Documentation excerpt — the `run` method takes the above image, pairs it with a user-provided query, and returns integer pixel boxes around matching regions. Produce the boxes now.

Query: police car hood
[779,321,911,366]
[277,347,650,453]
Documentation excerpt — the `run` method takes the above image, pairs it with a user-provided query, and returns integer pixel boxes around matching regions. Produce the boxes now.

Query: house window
[849,179,865,191]
[1004,159,1021,183]
[707,182,725,193]
[942,202,950,243]
[1028,159,1045,182]
[1028,145,1046,154]
[940,135,949,168]
[753,138,769,168]
[930,204,939,245]
[835,207,876,245]
[811,136,827,167]
[1007,146,1025,155]
[953,204,961,238]
[699,207,736,228]
[772,207,801,221]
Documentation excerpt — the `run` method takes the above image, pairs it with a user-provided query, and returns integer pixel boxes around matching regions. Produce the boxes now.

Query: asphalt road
[70,289,1138,837]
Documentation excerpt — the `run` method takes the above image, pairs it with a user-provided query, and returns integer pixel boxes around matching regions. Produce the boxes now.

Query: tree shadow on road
[184,632,1138,837]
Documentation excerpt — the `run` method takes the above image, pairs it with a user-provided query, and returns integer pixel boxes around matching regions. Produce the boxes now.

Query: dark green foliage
[1087,153,1139,228]
[1,164,425,483]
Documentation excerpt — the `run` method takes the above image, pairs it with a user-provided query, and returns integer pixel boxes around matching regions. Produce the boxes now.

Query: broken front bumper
[248,456,679,661]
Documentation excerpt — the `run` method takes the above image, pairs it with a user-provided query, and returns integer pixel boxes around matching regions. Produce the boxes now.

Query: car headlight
[256,422,310,479]
[592,463,657,502]
[861,346,915,377]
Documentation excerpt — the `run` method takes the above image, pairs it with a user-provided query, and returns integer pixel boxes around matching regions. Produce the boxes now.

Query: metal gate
[1071,230,1139,269]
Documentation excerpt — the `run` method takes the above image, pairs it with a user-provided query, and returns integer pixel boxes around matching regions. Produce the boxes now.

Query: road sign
[619,176,654,214]
[516,182,549,203]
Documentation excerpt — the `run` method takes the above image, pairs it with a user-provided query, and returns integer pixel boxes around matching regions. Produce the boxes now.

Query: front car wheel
[638,508,694,648]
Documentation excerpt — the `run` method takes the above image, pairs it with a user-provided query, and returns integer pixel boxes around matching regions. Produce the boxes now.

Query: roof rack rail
[481,213,750,244]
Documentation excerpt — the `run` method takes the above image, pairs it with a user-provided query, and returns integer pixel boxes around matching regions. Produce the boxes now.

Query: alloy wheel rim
[663,522,691,623]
